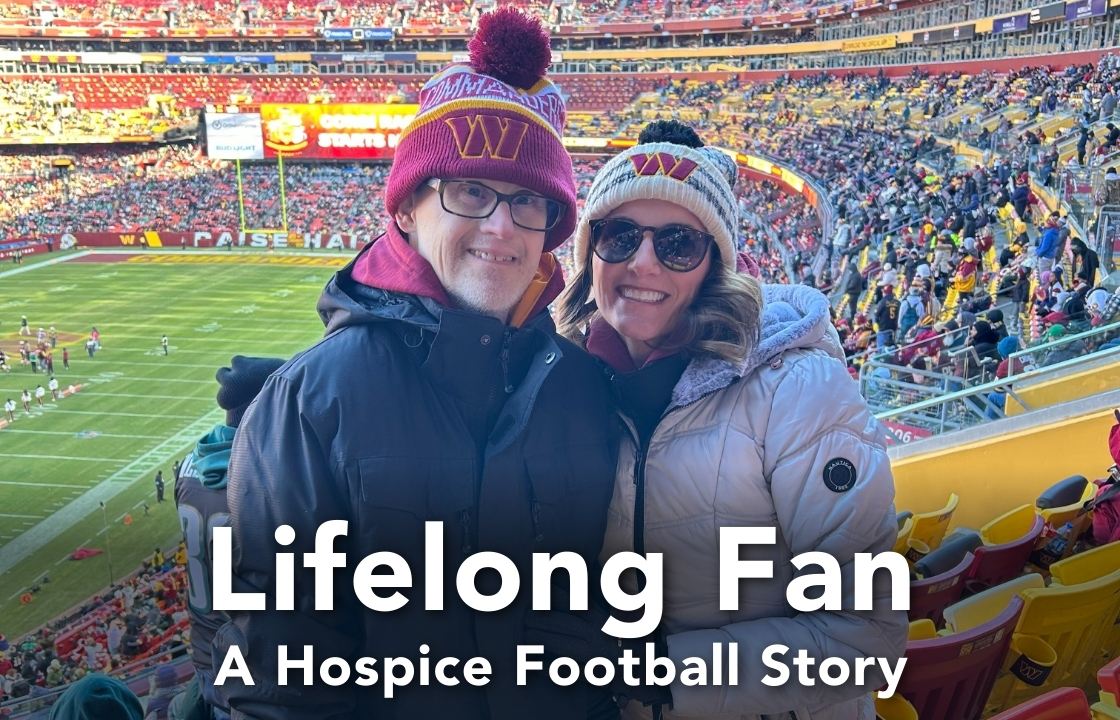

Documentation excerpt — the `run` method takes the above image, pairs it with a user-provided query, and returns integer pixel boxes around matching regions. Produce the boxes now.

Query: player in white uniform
[48,376,60,401]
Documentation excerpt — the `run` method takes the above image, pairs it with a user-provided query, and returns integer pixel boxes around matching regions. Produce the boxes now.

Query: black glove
[523,608,673,709]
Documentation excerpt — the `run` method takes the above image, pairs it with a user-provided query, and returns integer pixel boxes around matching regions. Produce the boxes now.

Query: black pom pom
[638,120,704,148]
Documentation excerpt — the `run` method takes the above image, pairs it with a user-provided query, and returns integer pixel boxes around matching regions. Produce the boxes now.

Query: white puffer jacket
[603,284,908,720]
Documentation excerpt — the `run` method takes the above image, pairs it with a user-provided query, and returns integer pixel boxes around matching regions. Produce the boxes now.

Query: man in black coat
[216,11,620,720]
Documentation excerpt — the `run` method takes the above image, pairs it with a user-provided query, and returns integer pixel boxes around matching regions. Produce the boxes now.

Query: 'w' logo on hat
[445,115,529,161]
[630,153,699,181]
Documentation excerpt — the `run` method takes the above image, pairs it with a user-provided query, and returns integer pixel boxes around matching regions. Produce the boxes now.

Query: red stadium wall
[0,240,51,259]
[44,230,375,250]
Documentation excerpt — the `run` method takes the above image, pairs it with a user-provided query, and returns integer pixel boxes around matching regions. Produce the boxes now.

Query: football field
[0,249,345,637]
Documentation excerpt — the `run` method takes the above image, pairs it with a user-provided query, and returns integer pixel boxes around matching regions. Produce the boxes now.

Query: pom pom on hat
[639,120,704,147]
[468,7,552,91]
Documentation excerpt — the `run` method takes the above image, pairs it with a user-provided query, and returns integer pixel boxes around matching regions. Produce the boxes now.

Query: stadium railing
[871,340,1120,436]
[1007,319,1120,376]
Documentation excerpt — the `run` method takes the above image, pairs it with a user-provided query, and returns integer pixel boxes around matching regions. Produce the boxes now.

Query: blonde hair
[556,246,763,365]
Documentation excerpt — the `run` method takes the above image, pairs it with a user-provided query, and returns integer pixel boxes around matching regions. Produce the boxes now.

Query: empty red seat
[988,688,1091,720]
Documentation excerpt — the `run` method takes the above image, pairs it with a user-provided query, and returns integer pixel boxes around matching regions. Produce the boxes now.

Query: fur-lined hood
[670,283,844,410]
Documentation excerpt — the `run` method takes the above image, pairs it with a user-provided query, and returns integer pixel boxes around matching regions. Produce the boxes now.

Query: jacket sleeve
[1037,230,1057,257]
[213,373,361,720]
[663,353,909,717]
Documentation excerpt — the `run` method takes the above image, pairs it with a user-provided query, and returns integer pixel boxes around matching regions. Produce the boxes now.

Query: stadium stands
[3,12,1120,716]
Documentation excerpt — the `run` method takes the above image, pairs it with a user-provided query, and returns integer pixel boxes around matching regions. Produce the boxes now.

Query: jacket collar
[668,283,846,411]
[345,223,566,329]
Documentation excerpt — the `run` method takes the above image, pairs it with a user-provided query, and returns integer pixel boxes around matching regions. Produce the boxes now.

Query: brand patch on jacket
[822,458,857,493]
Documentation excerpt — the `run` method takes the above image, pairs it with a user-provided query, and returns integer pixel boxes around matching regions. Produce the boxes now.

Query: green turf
[0,250,345,638]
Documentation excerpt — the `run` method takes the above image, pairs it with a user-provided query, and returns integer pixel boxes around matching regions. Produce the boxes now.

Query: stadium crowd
[0,0,799,28]
[3,36,1120,720]
[0,557,188,706]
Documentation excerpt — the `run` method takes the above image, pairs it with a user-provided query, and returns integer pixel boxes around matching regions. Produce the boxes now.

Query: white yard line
[0,408,223,577]
[0,251,91,279]
[0,480,88,488]
[78,393,212,401]
[81,360,242,370]
[109,377,215,384]
[102,335,301,344]
[0,512,41,519]
[1,429,165,439]
[0,453,127,462]
[25,409,201,419]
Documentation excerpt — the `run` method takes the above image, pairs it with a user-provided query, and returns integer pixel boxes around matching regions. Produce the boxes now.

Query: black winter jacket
[216,256,619,720]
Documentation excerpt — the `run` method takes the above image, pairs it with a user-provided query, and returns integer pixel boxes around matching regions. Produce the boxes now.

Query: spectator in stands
[1011,177,1031,221]
[1102,86,1118,121]
[898,284,926,343]
[1042,324,1081,366]
[1070,237,1101,286]
[144,664,178,720]
[985,308,1010,341]
[1088,287,1120,326]
[215,11,618,719]
[874,289,901,349]
[963,319,1001,380]
[984,334,1023,419]
[173,355,284,720]
[557,118,905,720]
[841,262,865,322]
[48,674,143,720]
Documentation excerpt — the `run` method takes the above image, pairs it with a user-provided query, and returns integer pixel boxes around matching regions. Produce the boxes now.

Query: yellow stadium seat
[1037,484,1096,563]
[909,493,959,552]
[1050,542,1120,664]
[944,574,1046,633]
[987,570,1120,713]
[983,505,1042,545]
[1050,542,1120,586]
[894,516,914,556]
[907,618,938,641]
[875,694,919,720]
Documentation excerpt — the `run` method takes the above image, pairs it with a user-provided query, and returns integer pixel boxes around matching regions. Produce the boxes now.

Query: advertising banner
[1030,2,1066,22]
[259,103,418,160]
[841,35,897,51]
[1065,0,1107,21]
[0,240,50,259]
[993,13,1030,33]
[881,420,934,446]
[205,112,265,160]
[323,27,356,40]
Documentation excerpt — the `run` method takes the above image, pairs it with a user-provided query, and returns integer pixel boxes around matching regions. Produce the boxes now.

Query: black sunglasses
[590,218,714,273]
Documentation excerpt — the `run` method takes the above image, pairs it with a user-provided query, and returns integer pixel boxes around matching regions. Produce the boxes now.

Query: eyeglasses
[425,179,564,232]
[590,218,714,273]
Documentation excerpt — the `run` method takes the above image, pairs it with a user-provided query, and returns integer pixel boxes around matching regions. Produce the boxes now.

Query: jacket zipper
[633,438,650,556]
[625,378,740,557]
[622,375,747,720]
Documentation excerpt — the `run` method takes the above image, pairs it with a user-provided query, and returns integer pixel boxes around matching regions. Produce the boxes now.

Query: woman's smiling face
[591,199,712,365]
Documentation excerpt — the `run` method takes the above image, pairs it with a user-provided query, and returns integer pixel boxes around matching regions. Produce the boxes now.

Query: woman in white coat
[556,120,908,720]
